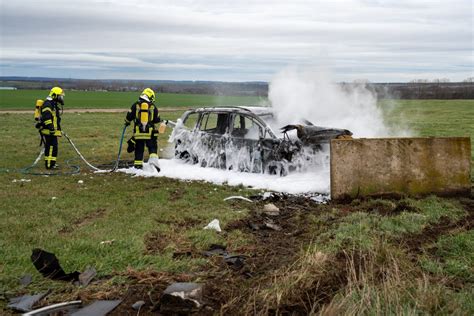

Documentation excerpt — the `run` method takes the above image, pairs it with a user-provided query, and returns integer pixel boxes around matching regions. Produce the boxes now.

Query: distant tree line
[1,77,473,99]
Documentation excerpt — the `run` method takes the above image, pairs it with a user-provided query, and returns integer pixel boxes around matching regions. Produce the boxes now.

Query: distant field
[0,89,266,110]
[380,99,474,138]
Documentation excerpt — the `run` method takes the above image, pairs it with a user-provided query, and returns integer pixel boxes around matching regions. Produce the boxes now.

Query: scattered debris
[310,194,330,204]
[78,180,84,184]
[160,282,204,313]
[23,301,82,315]
[78,267,97,286]
[19,274,32,287]
[263,203,280,216]
[51,196,57,200]
[248,222,260,230]
[202,244,227,257]
[99,239,115,246]
[223,196,253,203]
[31,248,80,282]
[7,292,48,312]
[204,219,222,232]
[264,220,282,231]
[132,300,145,311]
[12,178,32,183]
[223,254,246,270]
[262,192,274,200]
[71,300,122,316]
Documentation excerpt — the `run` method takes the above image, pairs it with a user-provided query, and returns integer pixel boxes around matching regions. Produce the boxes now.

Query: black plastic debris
[7,292,47,312]
[202,244,227,257]
[23,300,82,315]
[71,300,122,316]
[160,283,203,313]
[132,300,145,311]
[31,248,80,282]
[19,274,33,287]
[223,255,246,270]
[78,267,97,286]
[201,244,247,270]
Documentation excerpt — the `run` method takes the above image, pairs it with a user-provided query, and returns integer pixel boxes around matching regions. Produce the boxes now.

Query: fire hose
[14,126,127,176]
[62,125,127,173]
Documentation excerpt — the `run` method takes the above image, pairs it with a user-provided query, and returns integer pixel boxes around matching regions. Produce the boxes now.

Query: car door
[195,111,229,168]
[227,113,266,172]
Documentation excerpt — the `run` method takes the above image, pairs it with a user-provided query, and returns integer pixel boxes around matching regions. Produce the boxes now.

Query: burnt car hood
[280,124,353,144]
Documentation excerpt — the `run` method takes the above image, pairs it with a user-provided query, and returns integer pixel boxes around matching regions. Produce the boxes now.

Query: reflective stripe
[134,160,143,165]
[45,146,54,168]
[134,134,152,140]
[150,153,158,158]
[42,107,53,113]
[44,119,53,125]
[134,126,153,139]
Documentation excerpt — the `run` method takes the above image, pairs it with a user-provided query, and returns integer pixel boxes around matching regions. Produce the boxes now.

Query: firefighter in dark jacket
[124,88,161,171]
[38,87,65,169]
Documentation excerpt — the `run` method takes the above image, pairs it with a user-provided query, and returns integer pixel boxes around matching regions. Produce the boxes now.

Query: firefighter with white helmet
[124,88,161,171]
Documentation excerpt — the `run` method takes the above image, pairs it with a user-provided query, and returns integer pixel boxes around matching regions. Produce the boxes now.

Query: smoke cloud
[268,66,409,137]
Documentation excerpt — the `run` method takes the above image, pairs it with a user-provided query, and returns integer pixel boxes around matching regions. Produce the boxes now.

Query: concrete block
[330,137,471,200]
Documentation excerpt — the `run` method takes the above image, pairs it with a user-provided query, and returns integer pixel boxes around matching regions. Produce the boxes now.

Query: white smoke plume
[268,66,408,137]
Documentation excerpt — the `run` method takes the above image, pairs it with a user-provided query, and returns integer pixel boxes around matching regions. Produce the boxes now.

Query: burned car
[170,106,352,175]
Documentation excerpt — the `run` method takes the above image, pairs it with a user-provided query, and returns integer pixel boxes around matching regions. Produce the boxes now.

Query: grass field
[0,98,473,314]
[0,89,266,110]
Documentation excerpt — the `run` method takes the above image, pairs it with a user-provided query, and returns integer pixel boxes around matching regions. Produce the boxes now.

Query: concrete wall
[330,137,471,200]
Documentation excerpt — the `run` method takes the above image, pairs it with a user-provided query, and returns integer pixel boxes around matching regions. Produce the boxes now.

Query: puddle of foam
[118,159,329,195]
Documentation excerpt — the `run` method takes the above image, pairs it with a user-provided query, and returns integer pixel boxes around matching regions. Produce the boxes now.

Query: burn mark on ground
[58,208,107,234]
[144,218,201,254]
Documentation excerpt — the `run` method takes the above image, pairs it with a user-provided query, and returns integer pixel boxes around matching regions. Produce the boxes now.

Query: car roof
[186,106,273,116]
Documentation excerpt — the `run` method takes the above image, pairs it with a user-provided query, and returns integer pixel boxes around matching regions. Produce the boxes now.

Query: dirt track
[0,107,186,114]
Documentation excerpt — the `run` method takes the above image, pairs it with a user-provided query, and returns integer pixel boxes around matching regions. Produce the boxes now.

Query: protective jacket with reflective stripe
[40,99,62,136]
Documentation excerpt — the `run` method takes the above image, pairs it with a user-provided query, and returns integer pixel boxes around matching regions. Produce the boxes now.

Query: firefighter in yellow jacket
[37,87,65,169]
[124,88,161,171]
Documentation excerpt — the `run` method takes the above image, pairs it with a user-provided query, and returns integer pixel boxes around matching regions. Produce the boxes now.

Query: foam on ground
[118,159,329,195]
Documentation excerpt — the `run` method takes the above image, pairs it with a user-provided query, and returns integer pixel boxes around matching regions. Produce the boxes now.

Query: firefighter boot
[148,154,160,172]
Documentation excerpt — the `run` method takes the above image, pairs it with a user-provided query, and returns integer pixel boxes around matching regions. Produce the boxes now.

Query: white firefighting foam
[118,158,330,194]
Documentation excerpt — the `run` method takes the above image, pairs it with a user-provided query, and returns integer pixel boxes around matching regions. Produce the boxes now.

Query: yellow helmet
[49,86,64,99]
[140,88,155,102]
[49,86,65,105]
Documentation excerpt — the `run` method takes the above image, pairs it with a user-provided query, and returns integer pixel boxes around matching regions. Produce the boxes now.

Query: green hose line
[21,158,81,176]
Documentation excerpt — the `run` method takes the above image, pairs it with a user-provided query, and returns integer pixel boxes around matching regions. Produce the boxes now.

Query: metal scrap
[160,282,203,313]
[7,292,48,312]
[71,300,122,316]
[78,267,97,286]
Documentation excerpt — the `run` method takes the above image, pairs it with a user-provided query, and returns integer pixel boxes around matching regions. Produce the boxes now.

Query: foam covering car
[169,106,352,175]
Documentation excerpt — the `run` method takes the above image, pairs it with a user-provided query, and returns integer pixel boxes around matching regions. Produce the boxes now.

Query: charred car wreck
[170,107,352,175]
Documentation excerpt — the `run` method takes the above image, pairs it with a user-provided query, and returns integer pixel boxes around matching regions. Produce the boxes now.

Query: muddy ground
[9,194,474,315]
[108,194,474,314]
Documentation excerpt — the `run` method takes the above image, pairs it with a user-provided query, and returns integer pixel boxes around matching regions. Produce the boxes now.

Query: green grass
[0,89,266,110]
[0,99,473,313]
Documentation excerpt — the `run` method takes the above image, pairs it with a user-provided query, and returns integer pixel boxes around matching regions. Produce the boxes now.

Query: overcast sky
[0,0,472,82]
